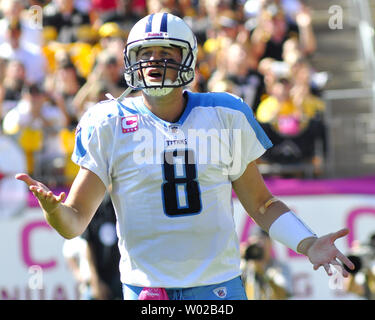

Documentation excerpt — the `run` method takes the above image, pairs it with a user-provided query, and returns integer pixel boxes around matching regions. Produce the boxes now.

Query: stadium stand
[0,0,374,182]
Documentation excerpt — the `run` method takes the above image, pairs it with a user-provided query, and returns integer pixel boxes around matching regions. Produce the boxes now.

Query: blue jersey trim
[74,128,86,158]
[117,100,139,115]
[74,125,94,159]
[184,91,273,150]
[119,92,272,151]
[131,96,172,128]
[74,99,137,161]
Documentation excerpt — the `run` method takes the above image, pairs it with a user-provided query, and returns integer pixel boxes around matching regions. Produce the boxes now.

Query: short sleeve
[71,108,112,187]
[219,93,273,181]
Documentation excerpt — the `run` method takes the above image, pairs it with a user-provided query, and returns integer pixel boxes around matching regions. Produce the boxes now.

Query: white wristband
[268,211,317,252]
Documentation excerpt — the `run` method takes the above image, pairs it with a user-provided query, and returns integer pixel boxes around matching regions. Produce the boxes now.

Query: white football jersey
[72,91,272,288]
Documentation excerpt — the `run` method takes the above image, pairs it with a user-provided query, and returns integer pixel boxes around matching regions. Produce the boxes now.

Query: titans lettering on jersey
[72,91,272,288]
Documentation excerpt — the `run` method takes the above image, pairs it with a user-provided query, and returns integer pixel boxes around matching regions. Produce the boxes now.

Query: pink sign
[21,220,57,269]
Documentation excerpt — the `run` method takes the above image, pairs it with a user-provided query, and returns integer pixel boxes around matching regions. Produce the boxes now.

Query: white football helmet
[124,13,198,96]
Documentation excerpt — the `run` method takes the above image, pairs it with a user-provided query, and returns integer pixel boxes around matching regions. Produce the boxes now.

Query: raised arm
[16,166,106,239]
[232,161,354,276]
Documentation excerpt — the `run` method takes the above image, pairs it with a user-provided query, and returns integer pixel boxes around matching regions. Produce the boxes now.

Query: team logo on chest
[169,125,179,135]
[121,115,139,133]
[165,124,187,147]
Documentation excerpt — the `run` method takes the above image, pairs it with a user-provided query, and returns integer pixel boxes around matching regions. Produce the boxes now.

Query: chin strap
[141,78,178,97]
[105,86,134,103]
[143,86,173,97]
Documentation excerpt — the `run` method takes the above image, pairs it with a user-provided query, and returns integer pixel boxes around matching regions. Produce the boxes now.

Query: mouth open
[145,68,164,82]
[148,70,162,77]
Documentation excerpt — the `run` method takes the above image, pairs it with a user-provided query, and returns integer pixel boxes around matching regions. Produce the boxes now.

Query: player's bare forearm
[15,167,106,239]
[232,161,290,231]
[251,200,291,232]
[15,173,89,238]
[232,164,355,276]
[43,202,88,239]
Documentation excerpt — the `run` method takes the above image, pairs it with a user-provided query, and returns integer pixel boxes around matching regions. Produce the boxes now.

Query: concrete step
[303,0,375,177]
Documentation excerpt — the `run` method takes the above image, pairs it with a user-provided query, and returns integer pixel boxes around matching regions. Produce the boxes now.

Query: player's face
[136,46,182,84]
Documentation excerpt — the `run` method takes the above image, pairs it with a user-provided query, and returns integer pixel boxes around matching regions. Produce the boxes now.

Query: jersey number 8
[161,149,202,217]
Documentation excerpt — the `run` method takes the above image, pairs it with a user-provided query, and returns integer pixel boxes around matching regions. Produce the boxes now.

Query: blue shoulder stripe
[186,92,273,150]
[116,100,138,115]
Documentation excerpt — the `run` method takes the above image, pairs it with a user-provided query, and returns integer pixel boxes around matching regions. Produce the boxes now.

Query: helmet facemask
[124,38,196,97]
[122,13,198,98]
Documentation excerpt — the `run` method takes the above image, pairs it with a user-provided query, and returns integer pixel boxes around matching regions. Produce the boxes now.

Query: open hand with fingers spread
[15,173,66,214]
[304,228,355,277]
[15,168,106,239]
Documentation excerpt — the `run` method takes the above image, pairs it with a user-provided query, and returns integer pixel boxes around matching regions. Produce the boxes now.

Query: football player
[16,13,354,300]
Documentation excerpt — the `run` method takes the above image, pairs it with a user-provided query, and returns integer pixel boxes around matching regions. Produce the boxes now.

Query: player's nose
[148,49,164,62]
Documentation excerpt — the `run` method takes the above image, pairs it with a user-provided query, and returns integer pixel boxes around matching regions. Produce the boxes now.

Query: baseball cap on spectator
[42,26,58,42]
[217,13,238,29]
[214,10,239,29]
[77,25,99,43]
[98,22,125,39]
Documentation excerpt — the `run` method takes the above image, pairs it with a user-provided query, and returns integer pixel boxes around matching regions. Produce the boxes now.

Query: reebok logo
[213,286,227,298]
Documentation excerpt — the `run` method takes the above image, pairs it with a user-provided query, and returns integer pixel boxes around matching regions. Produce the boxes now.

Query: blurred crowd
[0,0,328,187]
[1,0,372,301]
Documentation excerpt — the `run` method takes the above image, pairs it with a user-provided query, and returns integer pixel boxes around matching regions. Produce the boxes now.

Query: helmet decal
[160,12,168,33]
[145,13,168,33]
[145,13,154,33]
